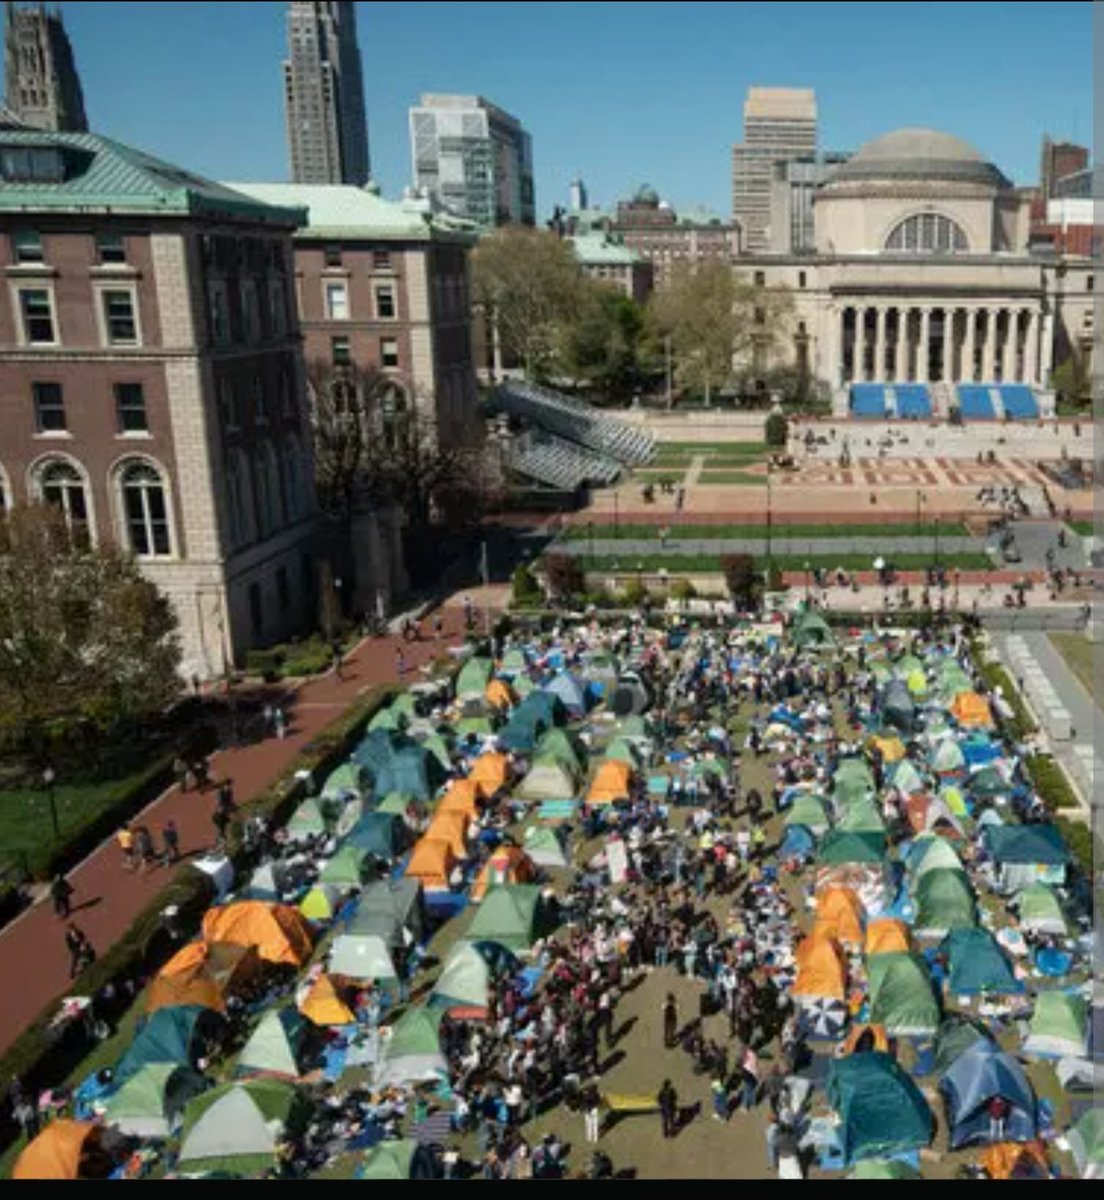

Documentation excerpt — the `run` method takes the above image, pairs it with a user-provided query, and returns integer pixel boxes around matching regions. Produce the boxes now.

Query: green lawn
[1069,521,1095,538]
[653,441,766,456]
[1049,632,1095,698]
[579,552,992,574]
[563,522,971,542]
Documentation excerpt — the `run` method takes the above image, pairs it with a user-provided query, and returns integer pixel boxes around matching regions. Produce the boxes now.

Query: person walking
[711,1076,731,1123]
[217,780,235,815]
[274,707,287,741]
[161,820,181,866]
[173,756,190,794]
[212,806,232,852]
[396,646,406,678]
[65,924,92,979]
[658,1079,678,1140]
[739,1044,760,1112]
[192,757,210,794]
[117,826,136,872]
[583,1085,602,1145]
[50,874,74,919]
[135,826,158,873]
[331,640,345,681]
[663,993,679,1049]
[433,612,444,643]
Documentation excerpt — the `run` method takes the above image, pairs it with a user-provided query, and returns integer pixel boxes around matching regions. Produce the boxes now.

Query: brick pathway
[0,603,489,1057]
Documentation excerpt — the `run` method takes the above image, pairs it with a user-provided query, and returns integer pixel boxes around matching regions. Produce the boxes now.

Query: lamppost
[805,561,812,605]
[42,766,59,842]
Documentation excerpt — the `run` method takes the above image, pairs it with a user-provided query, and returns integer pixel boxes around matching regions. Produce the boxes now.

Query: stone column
[829,306,842,388]
[941,308,955,383]
[874,307,887,382]
[1040,305,1056,387]
[918,307,932,384]
[963,308,977,385]
[981,309,996,382]
[854,306,867,384]
[895,308,909,383]
[1024,309,1039,386]
[1001,310,1017,384]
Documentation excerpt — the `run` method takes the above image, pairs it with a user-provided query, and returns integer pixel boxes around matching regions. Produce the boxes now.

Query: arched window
[120,462,171,558]
[380,385,408,450]
[38,460,90,546]
[885,213,969,255]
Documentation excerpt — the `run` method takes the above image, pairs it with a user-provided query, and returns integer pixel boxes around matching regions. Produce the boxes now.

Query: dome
[831,128,1009,188]
[634,184,660,206]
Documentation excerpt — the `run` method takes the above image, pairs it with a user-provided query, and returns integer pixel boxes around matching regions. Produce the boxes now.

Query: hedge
[1055,817,1101,877]
[1026,755,1081,813]
[969,645,1038,741]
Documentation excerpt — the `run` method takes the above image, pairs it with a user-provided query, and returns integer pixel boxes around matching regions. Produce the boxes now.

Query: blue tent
[781,824,816,860]
[515,692,562,729]
[116,1006,227,1085]
[543,673,588,718]
[939,1039,1036,1150]
[352,730,403,779]
[769,707,805,732]
[939,928,1022,997]
[374,747,441,803]
[345,812,408,859]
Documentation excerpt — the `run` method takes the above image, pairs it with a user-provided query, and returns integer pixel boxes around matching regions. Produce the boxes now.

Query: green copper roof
[0,130,304,224]
[570,233,641,266]
[225,183,479,245]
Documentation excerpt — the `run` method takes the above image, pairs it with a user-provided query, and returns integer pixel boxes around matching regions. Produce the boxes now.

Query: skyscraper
[732,87,817,254]
[410,95,534,230]
[283,1,370,186]
[3,2,87,132]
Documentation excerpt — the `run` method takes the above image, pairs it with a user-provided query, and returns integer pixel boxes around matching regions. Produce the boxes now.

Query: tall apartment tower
[3,2,87,132]
[1039,135,1089,200]
[283,1,370,186]
[570,177,588,213]
[410,94,535,230]
[732,87,817,254]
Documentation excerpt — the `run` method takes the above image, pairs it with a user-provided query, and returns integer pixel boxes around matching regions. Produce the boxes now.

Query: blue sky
[25,1,1096,216]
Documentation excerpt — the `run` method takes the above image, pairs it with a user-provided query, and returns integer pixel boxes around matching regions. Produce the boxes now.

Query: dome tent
[428,940,520,1015]
[517,756,578,802]
[908,834,965,883]
[236,1008,317,1081]
[177,1080,308,1178]
[1017,883,1070,937]
[328,930,400,991]
[357,1139,441,1180]
[543,671,589,718]
[868,953,941,1037]
[116,1005,227,1086]
[375,1006,448,1088]
[202,903,315,968]
[457,657,494,700]
[12,1122,115,1181]
[939,928,1021,997]
[939,1038,1037,1150]
[1068,1109,1104,1180]
[103,1063,209,1139]
[913,869,977,937]
[827,1052,934,1165]
[466,885,542,953]
[523,824,570,869]
[934,1015,996,1078]
[792,609,836,649]
[1023,991,1088,1059]
[786,793,832,835]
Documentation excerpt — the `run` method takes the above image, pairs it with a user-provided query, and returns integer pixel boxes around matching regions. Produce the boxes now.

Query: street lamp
[42,766,59,842]
[805,561,812,605]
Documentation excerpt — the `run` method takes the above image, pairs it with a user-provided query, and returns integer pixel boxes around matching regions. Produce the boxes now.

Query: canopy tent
[12,1122,111,1181]
[813,886,866,949]
[935,1016,996,1079]
[939,1039,1036,1150]
[116,1006,227,1086]
[827,1052,934,1165]
[285,798,328,843]
[236,1008,316,1081]
[1068,1110,1104,1180]
[429,940,520,1015]
[868,953,941,1037]
[791,609,836,649]
[103,1064,209,1139]
[951,692,994,730]
[147,943,262,1018]
[328,931,400,991]
[344,812,407,861]
[178,1080,307,1178]
[817,830,886,866]
[457,657,495,700]
[913,869,978,937]
[786,794,832,835]
[357,1139,441,1181]
[793,934,847,1002]
[404,839,457,892]
[321,762,369,802]
[940,928,1020,997]
[1017,883,1070,937]
[543,672,589,718]
[471,847,537,903]
[469,753,512,799]
[908,835,965,883]
[587,760,633,806]
[299,975,355,1028]
[201,903,315,968]
[517,756,578,803]
[424,811,471,862]
[318,845,370,889]
[523,825,570,869]
[535,728,585,775]
[864,918,911,958]
[932,739,966,774]
[465,885,541,953]
[1023,991,1088,1059]
[374,1006,448,1088]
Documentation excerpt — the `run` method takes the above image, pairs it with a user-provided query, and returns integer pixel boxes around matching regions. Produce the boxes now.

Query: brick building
[0,129,322,681]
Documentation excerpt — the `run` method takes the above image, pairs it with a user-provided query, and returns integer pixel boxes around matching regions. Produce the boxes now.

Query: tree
[648,262,794,407]
[555,284,649,404]
[721,554,763,612]
[472,227,588,381]
[1052,356,1091,407]
[766,413,790,449]
[0,505,181,762]
[540,554,585,603]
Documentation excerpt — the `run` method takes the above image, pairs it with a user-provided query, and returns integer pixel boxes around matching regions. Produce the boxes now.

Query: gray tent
[350,879,428,950]
[881,681,916,733]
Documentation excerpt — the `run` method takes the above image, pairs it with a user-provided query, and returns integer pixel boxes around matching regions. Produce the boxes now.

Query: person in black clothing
[65,924,93,979]
[50,874,74,919]
[663,993,679,1049]
[212,806,232,849]
[658,1079,678,1140]
[161,820,181,865]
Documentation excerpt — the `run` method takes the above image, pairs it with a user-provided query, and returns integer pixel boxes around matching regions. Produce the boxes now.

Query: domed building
[756,127,1093,418]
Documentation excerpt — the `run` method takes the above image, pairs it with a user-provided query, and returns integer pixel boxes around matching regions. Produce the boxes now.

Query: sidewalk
[0,604,488,1057]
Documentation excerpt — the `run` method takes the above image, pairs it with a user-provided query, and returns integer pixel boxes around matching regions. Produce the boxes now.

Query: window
[279,368,295,419]
[13,229,43,264]
[324,245,343,268]
[40,461,89,545]
[240,280,259,342]
[19,288,55,344]
[798,272,807,290]
[754,308,766,326]
[120,463,171,557]
[0,147,65,183]
[276,566,291,612]
[102,290,138,345]
[220,379,239,431]
[381,338,400,369]
[373,249,392,271]
[209,284,229,344]
[332,336,351,366]
[754,271,766,287]
[885,213,969,254]
[269,279,287,338]
[96,234,126,265]
[375,284,396,320]
[325,281,349,321]
[1087,276,1095,294]
[115,383,148,434]
[253,378,268,425]
[33,382,66,433]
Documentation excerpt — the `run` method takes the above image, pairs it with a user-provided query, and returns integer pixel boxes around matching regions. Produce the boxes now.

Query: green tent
[428,940,518,1013]
[868,953,941,1037]
[286,797,328,841]
[299,884,344,923]
[913,869,977,936]
[908,835,965,882]
[1018,883,1070,936]
[891,759,925,796]
[178,1080,308,1177]
[369,705,407,735]
[501,649,529,674]
[466,885,541,952]
[833,777,873,807]
[457,657,495,699]
[322,762,369,801]
[835,759,875,788]
[932,739,966,774]
[319,845,369,889]
[970,767,1011,799]
[536,728,584,775]
[376,793,416,818]
[817,830,886,866]
[785,793,832,834]
[512,674,536,699]
[103,1064,209,1140]
[457,716,495,738]
[375,1007,447,1088]
[827,1052,934,1165]
[691,757,730,781]
[517,756,577,802]
[896,655,924,679]
[327,931,399,992]
[523,825,570,869]
[419,734,453,775]
[604,738,642,768]
[792,609,836,649]
[837,797,886,835]
[1068,1110,1104,1180]
[236,1009,314,1081]
[1023,991,1087,1059]
[357,1139,440,1180]
[939,928,1019,997]
[934,1015,994,1078]
[849,1160,922,1180]
[984,824,1070,866]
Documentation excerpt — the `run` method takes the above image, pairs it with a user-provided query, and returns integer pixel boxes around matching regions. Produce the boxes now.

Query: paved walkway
[0,602,491,1057]
[564,536,982,558]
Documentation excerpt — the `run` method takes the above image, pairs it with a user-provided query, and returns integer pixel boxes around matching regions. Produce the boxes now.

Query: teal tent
[827,1052,934,1165]
[817,830,886,866]
[116,1006,226,1085]
[345,812,407,860]
[375,746,441,803]
[939,928,1020,997]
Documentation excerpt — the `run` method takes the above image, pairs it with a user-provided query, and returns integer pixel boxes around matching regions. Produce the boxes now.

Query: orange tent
[13,1122,100,1181]
[981,1142,1050,1180]
[864,918,911,958]
[587,760,632,806]
[147,942,261,1016]
[300,974,355,1027]
[201,902,314,968]
[951,692,994,730]
[405,838,457,891]
[813,886,865,948]
[469,753,511,800]
[425,810,471,860]
[471,847,536,903]
[438,780,481,819]
[840,1023,891,1056]
[793,934,846,1001]
[145,972,224,1017]
[485,680,515,710]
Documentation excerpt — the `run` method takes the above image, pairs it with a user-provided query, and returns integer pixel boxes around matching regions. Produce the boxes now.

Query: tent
[236,1009,316,1081]
[543,672,589,718]
[485,679,515,711]
[869,735,906,764]
[792,609,836,649]
[103,1064,209,1139]
[517,756,578,803]
[813,887,866,948]
[891,759,925,797]
[913,869,977,937]
[357,1139,441,1181]
[499,712,549,754]
[969,767,1011,799]
[286,797,328,843]
[319,845,370,889]
[587,760,632,806]
[980,1142,1051,1180]
[514,691,563,729]
[457,716,496,740]
[868,953,940,1037]
[610,676,650,718]
[344,812,407,860]
[835,759,875,789]
[932,739,966,774]
[465,885,541,953]
[405,839,456,892]
[116,1006,227,1086]
[939,785,969,819]
[939,1039,1036,1150]
[786,793,832,835]
[375,746,441,804]
[437,780,481,820]
[849,1160,921,1180]
[905,669,929,698]
[837,797,886,835]
[12,1123,112,1181]
[940,928,1020,997]
[865,918,911,958]
[377,792,418,819]
[793,934,847,1002]
[178,1081,307,1178]
[501,647,529,674]
[951,692,994,730]
[841,1024,891,1056]
[321,762,369,801]
[880,681,916,733]
[429,940,520,1015]
[985,825,1070,894]
[905,794,966,838]
[1023,991,1088,1058]
[908,835,965,883]
[469,753,511,799]
[1017,883,1070,937]
[457,657,494,700]
[299,974,355,1028]
[375,1006,448,1088]
[780,824,816,862]
[535,728,584,775]
[354,879,428,949]
[147,943,260,1019]
[827,1052,934,1165]
[424,811,471,861]
[604,738,642,768]
[1068,1110,1104,1180]
[202,903,315,967]
[471,847,536,903]
[368,704,407,735]
[328,930,400,990]
[818,830,886,866]
[934,1015,995,1078]
[243,861,292,904]
[523,825,570,869]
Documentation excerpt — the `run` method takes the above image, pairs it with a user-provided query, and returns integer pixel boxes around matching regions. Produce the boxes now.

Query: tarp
[517,756,577,802]
[588,760,632,806]
[178,1081,305,1177]
[818,830,886,866]
[1018,883,1070,936]
[913,869,978,936]
[319,844,370,889]
[457,657,494,699]
[375,1006,447,1088]
[940,1039,1036,1150]
[404,839,456,891]
[469,753,511,799]
[103,1064,209,1140]
[864,918,911,958]
[868,953,940,1037]
[424,811,470,861]
[793,934,846,1002]
[116,1006,227,1086]
[951,692,994,730]
[1068,1110,1104,1180]
[523,825,570,869]
[471,847,536,903]
[940,928,1021,997]
[300,975,355,1027]
[984,824,1070,866]
[1024,991,1088,1058]
[813,887,866,949]
[202,903,315,967]
[358,1139,441,1180]
[12,1122,101,1181]
[465,885,541,953]
[236,1008,314,1081]
[827,1052,934,1164]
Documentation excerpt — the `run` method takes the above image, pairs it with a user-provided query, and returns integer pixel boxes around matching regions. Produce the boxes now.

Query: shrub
[765,412,789,449]
[511,564,542,607]
[1055,817,1101,877]
[620,579,649,608]
[244,649,285,680]
[721,554,762,610]
[765,564,787,593]
[1026,755,1081,812]
[671,579,698,602]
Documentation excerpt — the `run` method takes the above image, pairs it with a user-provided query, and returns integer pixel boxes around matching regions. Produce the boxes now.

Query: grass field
[578,552,992,574]
[1049,632,1095,698]
[562,522,971,542]
[1069,521,1095,538]
[696,472,764,486]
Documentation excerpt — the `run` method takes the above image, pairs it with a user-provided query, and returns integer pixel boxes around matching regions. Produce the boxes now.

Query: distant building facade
[569,232,653,304]
[284,1,371,186]
[409,94,534,230]
[767,152,851,254]
[3,1,87,132]
[0,130,322,680]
